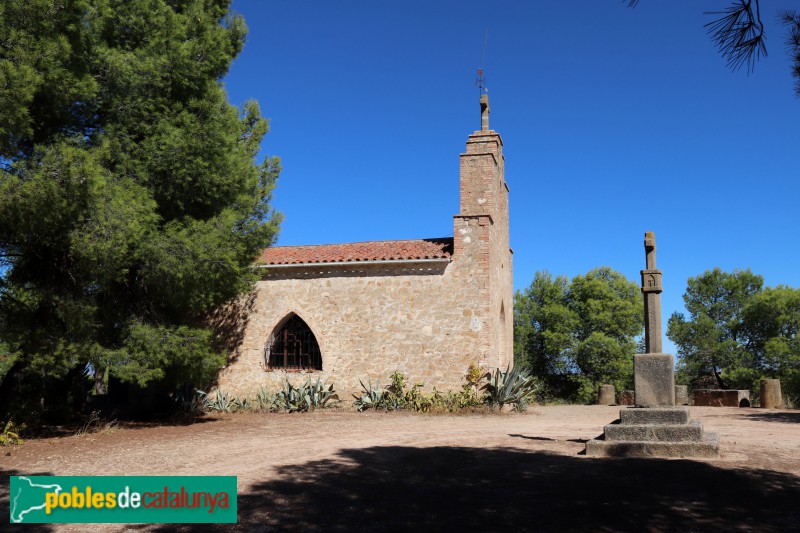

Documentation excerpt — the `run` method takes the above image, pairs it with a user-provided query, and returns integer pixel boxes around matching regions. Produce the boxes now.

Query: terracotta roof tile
[257,237,453,266]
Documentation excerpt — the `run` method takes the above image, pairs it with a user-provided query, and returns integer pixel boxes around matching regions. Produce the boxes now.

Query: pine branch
[780,10,800,96]
[705,0,766,73]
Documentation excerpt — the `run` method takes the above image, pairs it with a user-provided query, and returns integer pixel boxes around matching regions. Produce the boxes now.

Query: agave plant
[481,364,539,410]
[353,378,388,412]
[173,384,204,414]
[305,377,339,409]
[275,377,339,412]
[198,389,240,413]
[275,379,308,412]
[253,385,278,412]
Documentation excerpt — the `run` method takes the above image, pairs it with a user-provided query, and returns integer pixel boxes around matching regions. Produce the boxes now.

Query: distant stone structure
[619,390,635,406]
[760,379,784,409]
[694,389,750,408]
[586,233,720,457]
[214,94,513,398]
[598,385,616,405]
[674,385,690,406]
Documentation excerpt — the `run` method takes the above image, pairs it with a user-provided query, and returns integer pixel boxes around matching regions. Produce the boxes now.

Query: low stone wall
[693,389,751,407]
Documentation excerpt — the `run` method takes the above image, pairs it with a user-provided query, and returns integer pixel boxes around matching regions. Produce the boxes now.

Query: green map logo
[9,476,237,524]
[10,477,63,523]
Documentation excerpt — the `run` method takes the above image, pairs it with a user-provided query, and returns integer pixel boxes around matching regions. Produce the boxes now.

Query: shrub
[198,389,241,413]
[252,385,278,412]
[353,379,389,412]
[355,367,486,413]
[174,385,204,414]
[74,411,119,436]
[482,364,539,410]
[275,377,338,412]
[0,419,26,446]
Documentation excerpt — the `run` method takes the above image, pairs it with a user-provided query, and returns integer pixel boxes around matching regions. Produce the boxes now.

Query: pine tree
[0,0,281,420]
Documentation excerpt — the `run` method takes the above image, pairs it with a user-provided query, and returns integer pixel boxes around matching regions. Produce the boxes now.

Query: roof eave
[254,257,452,269]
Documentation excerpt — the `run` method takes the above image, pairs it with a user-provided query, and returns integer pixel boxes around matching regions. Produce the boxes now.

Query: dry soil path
[2,405,799,532]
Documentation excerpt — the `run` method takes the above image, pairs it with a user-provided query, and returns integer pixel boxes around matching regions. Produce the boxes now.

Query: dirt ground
[2,405,799,532]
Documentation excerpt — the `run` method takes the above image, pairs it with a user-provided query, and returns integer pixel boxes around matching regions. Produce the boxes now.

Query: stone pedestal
[760,379,783,409]
[634,353,675,407]
[585,407,720,458]
[598,384,616,405]
[675,385,689,406]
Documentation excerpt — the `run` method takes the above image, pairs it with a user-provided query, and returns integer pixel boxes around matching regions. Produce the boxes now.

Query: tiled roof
[257,237,454,266]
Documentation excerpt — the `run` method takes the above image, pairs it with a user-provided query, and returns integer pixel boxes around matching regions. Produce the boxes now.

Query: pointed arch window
[264,314,322,371]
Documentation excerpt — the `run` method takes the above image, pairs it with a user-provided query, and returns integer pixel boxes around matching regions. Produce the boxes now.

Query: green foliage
[0,419,26,445]
[196,381,338,415]
[514,268,642,403]
[275,378,339,413]
[0,0,281,420]
[107,323,225,388]
[481,365,539,411]
[252,385,278,413]
[353,379,389,412]
[174,385,204,414]
[354,368,487,413]
[0,344,17,383]
[198,389,241,413]
[669,269,800,403]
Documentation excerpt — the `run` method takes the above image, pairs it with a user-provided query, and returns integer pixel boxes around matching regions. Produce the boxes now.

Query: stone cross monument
[642,232,662,353]
[634,232,675,407]
[585,231,719,457]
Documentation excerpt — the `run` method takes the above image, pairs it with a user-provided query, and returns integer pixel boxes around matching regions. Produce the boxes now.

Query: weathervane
[475,29,488,95]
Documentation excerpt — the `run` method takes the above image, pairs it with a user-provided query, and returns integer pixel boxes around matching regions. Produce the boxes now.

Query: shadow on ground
[737,410,800,424]
[23,415,221,440]
[140,445,799,532]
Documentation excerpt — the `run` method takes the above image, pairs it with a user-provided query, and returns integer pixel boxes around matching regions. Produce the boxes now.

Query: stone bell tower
[453,93,513,369]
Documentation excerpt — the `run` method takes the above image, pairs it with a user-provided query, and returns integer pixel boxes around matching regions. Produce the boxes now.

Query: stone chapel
[216,94,513,397]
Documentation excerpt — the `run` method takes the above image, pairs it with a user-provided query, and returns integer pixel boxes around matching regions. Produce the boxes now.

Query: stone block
[585,433,720,458]
[620,407,690,425]
[760,379,783,409]
[634,353,675,407]
[675,385,689,405]
[693,389,751,407]
[604,420,704,442]
[598,384,616,405]
[619,390,635,406]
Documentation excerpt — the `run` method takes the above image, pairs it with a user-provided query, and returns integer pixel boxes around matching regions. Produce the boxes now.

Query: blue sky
[224,1,799,353]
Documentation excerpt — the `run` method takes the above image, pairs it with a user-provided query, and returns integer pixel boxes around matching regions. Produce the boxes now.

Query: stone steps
[585,407,720,458]
[604,420,704,442]
[620,406,690,425]
[585,433,720,458]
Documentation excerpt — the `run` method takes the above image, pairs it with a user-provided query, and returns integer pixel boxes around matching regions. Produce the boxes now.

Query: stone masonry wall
[216,261,488,399]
